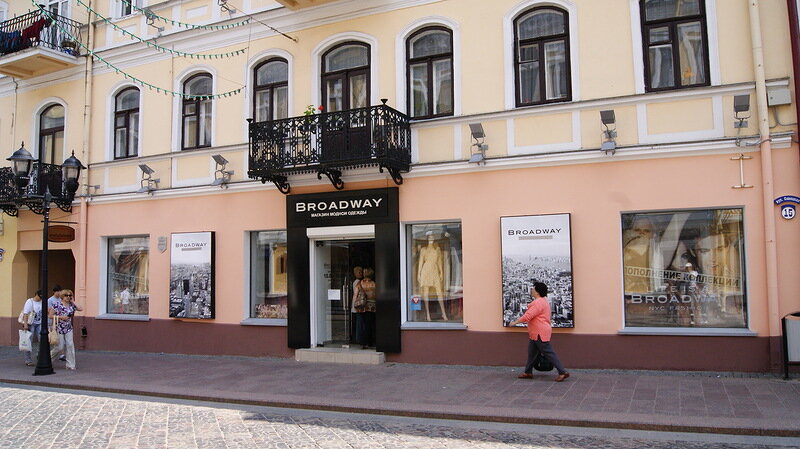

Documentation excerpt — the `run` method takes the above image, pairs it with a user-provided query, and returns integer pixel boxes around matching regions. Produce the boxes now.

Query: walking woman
[509,282,570,382]
[49,289,82,370]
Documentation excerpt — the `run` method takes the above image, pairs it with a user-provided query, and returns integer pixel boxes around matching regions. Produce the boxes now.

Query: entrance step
[295,347,385,365]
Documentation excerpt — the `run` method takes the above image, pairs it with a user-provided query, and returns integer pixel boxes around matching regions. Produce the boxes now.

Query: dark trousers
[524,338,567,375]
[355,312,376,346]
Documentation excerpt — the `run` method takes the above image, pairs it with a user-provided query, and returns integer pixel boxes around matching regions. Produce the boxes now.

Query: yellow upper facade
[0,0,795,194]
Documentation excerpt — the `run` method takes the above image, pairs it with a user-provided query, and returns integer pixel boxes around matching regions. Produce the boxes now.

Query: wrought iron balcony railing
[248,101,411,193]
[0,164,75,216]
[0,9,82,57]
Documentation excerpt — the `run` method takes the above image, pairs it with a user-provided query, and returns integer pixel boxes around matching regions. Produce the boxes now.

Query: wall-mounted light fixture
[145,10,165,33]
[211,154,234,188]
[733,94,750,128]
[468,123,488,165]
[600,110,617,155]
[137,164,159,194]
[218,0,236,14]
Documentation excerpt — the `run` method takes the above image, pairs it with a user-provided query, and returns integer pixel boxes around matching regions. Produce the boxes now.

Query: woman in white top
[20,290,43,366]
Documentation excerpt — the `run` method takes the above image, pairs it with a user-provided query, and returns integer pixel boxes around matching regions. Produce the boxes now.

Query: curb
[2,377,798,438]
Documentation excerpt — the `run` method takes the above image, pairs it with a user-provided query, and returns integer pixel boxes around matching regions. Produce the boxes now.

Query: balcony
[248,101,411,193]
[0,164,74,216]
[274,0,340,10]
[0,9,83,79]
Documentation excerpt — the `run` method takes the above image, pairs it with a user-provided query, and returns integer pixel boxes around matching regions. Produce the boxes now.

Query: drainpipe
[78,1,96,305]
[788,0,800,159]
[748,0,780,368]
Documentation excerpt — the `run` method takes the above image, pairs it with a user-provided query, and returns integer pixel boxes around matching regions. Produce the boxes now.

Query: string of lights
[76,0,247,60]
[118,0,251,30]
[35,5,244,99]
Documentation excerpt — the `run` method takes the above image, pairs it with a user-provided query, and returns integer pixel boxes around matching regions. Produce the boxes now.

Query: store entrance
[312,239,374,348]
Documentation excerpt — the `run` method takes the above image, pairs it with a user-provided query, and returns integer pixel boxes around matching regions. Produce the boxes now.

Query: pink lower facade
[4,146,800,372]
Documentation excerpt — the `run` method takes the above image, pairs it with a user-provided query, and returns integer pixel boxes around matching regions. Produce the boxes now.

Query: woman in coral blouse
[509,282,570,382]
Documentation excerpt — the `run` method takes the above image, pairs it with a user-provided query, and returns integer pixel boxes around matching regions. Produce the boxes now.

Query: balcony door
[321,42,370,163]
[44,0,69,47]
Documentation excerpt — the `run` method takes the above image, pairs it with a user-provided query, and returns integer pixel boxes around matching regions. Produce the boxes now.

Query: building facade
[1,0,799,371]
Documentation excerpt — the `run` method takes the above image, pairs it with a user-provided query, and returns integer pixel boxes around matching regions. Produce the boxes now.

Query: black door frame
[286,188,401,353]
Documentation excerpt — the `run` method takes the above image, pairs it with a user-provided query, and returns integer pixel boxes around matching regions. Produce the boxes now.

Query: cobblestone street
[1,384,798,449]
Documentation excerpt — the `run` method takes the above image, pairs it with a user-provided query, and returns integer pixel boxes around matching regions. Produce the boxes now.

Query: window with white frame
[0,2,7,22]
[250,231,288,319]
[114,0,139,18]
[113,87,139,159]
[38,104,65,165]
[253,58,289,122]
[182,73,212,150]
[513,6,571,107]
[640,0,709,91]
[406,222,463,323]
[107,236,149,315]
[406,26,453,119]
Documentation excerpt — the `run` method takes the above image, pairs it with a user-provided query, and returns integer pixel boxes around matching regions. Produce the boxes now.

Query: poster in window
[501,214,574,328]
[622,209,746,328]
[169,232,214,319]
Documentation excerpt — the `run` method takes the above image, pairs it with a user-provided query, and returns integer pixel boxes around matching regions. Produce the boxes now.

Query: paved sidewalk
[1,347,798,437]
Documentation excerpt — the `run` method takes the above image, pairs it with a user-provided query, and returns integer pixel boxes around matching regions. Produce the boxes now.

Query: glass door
[312,239,374,348]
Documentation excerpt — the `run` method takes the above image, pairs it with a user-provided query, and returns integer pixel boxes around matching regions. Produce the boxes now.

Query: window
[38,104,65,165]
[250,231,288,319]
[0,1,7,22]
[253,58,289,122]
[406,223,463,323]
[107,236,149,315]
[621,208,746,328]
[114,87,139,159]
[641,0,709,91]
[114,0,139,17]
[182,74,212,150]
[322,42,369,112]
[407,27,453,119]
[513,7,570,107]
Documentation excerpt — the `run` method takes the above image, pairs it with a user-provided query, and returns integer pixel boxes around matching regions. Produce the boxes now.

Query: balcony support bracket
[317,168,344,190]
[380,165,404,186]
[260,174,290,194]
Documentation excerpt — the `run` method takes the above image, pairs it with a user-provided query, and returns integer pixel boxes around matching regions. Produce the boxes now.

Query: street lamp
[6,143,84,376]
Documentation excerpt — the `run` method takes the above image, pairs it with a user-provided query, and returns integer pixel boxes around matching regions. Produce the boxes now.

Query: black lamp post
[6,143,84,376]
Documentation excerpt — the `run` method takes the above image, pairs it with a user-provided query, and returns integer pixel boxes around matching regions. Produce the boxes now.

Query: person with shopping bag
[19,290,43,366]
[48,289,82,370]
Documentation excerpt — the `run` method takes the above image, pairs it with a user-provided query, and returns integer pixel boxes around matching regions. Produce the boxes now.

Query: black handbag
[533,352,554,372]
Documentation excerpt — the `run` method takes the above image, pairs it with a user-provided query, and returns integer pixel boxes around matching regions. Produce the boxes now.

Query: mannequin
[417,233,448,321]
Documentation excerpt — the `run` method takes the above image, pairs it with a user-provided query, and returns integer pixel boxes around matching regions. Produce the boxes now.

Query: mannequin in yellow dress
[417,233,448,321]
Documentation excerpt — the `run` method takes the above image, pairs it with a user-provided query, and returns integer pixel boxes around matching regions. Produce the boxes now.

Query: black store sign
[286,188,401,353]
[287,188,397,228]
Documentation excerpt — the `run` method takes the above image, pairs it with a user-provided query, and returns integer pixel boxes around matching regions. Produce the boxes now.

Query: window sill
[618,327,756,337]
[401,322,467,330]
[96,313,150,321]
[241,318,287,327]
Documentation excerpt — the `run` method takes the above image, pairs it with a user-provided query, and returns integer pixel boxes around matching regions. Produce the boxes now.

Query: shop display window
[621,208,746,328]
[406,223,463,323]
[250,230,288,319]
[106,236,149,315]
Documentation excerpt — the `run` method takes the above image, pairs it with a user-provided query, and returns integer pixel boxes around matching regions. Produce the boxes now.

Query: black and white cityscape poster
[501,214,574,328]
[169,232,214,319]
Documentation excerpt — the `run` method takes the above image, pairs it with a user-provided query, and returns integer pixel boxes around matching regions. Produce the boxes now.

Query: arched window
[321,42,370,112]
[39,104,65,165]
[513,7,571,107]
[406,27,453,119]
[640,0,709,91]
[253,58,288,122]
[114,87,139,159]
[182,73,212,150]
